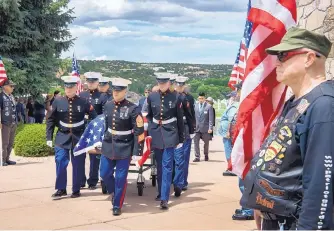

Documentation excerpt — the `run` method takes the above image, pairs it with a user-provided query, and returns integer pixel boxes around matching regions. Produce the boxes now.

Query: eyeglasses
[277,50,321,63]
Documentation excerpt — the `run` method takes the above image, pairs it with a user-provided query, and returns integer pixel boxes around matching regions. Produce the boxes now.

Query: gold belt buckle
[112,130,117,135]
[68,124,73,128]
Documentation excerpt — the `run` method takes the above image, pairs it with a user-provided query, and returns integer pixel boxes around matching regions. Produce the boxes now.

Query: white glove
[132,155,141,161]
[176,143,183,149]
[190,134,195,139]
[46,141,53,148]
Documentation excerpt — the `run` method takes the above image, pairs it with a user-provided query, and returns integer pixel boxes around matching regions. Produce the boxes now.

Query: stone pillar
[297,0,334,79]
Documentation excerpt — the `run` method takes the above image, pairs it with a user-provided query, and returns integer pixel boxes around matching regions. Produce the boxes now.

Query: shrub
[14,124,55,157]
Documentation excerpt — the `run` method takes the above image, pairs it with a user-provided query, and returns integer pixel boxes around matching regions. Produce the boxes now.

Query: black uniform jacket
[46,95,97,149]
[146,89,185,149]
[181,92,196,139]
[79,89,108,116]
[101,99,145,160]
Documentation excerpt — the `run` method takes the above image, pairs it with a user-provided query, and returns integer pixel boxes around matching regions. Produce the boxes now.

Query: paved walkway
[0,137,255,230]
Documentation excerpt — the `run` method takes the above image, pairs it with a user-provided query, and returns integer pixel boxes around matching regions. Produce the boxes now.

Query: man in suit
[193,92,214,162]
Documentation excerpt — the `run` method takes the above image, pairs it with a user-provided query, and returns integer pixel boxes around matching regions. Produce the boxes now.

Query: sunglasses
[277,50,321,63]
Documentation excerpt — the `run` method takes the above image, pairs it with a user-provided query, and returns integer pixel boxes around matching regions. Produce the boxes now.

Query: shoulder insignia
[89,105,94,111]
[136,115,144,127]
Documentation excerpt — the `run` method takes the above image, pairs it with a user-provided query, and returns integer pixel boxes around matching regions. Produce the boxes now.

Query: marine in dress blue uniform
[175,76,196,191]
[79,72,108,189]
[46,76,97,199]
[100,78,145,216]
[98,76,113,101]
[146,73,185,209]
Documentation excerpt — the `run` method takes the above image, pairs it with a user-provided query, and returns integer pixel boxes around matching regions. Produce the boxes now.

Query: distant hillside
[61,59,234,99]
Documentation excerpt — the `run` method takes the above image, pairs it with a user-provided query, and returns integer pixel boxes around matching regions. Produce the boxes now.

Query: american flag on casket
[73,114,152,162]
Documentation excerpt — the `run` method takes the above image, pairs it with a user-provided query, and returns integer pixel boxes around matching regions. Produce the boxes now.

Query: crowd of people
[1,26,334,229]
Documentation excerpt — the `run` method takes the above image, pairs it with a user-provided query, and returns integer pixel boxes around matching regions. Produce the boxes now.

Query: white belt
[144,122,148,131]
[107,128,133,135]
[60,120,84,128]
[153,117,177,125]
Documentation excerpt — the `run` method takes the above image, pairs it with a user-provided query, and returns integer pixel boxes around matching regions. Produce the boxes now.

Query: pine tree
[0,0,74,97]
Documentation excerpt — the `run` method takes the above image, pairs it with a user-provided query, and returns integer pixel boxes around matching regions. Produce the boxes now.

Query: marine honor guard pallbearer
[79,72,108,189]
[174,76,196,191]
[98,76,113,100]
[146,73,185,209]
[46,76,97,199]
[241,28,334,229]
[100,78,145,216]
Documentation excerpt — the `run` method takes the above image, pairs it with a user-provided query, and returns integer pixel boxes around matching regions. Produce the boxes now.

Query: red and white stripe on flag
[0,57,8,86]
[228,0,297,179]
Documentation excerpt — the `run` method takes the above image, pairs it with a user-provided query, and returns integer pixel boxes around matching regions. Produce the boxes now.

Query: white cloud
[63,0,248,64]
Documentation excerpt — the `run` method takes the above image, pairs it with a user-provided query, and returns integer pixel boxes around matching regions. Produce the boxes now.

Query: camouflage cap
[266,27,332,57]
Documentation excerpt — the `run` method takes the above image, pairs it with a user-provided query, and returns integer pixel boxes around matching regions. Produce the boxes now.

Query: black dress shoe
[174,187,181,197]
[235,209,242,214]
[80,184,86,188]
[204,156,209,161]
[223,170,237,176]
[112,208,122,216]
[88,185,97,190]
[160,200,168,210]
[232,213,254,220]
[182,186,188,191]
[6,160,16,165]
[2,162,8,166]
[71,191,81,198]
[155,195,161,201]
[193,158,200,162]
[52,189,67,198]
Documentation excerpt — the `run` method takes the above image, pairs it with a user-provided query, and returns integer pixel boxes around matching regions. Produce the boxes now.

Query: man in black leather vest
[241,27,334,230]
[0,80,17,166]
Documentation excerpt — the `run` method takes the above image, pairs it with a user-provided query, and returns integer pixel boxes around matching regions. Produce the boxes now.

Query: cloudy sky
[61,0,249,64]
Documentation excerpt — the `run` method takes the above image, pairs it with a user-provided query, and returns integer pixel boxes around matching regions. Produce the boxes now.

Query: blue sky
[61,0,249,64]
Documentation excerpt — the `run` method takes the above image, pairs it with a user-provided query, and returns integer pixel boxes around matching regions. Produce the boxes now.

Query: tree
[0,0,75,97]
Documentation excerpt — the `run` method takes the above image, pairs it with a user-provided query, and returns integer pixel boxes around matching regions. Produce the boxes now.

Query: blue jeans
[222,137,232,163]
[239,178,254,216]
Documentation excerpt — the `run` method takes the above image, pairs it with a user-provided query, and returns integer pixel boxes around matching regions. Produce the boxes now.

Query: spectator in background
[50,90,60,106]
[15,97,25,123]
[206,97,215,140]
[26,98,35,123]
[0,80,18,166]
[34,98,46,123]
[138,87,151,112]
[193,92,214,162]
[45,94,53,121]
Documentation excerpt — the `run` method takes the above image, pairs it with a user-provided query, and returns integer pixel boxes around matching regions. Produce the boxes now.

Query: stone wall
[297,0,334,79]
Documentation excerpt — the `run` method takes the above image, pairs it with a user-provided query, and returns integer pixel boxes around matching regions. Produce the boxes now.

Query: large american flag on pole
[228,0,297,179]
[0,57,8,86]
[72,53,83,94]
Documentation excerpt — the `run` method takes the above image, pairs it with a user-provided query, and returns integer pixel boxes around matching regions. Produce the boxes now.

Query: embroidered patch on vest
[256,192,275,209]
